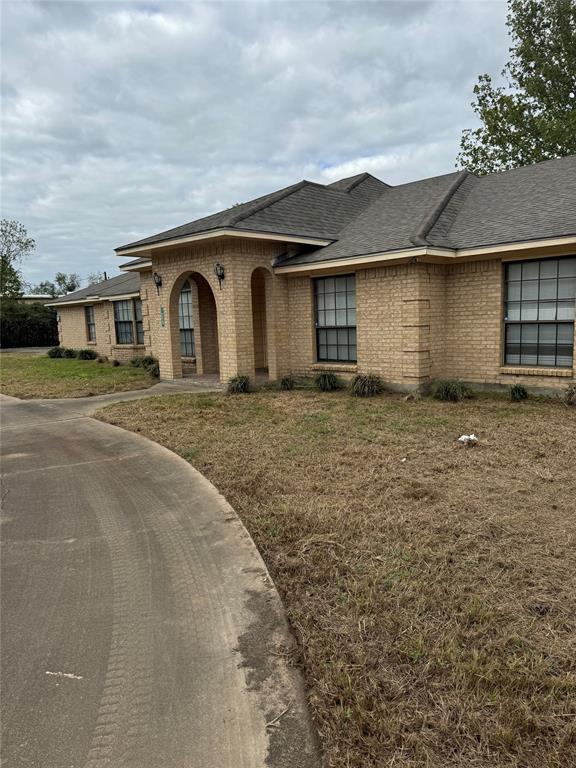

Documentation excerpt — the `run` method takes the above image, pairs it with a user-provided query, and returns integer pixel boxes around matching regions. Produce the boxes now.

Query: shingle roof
[116,174,389,251]
[115,155,576,265]
[47,273,140,305]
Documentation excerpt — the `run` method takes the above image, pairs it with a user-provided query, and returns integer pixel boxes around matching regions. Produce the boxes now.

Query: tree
[86,271,105,286]
[54,272,81,295]
[0,220,35,297]
[458,0,576,175]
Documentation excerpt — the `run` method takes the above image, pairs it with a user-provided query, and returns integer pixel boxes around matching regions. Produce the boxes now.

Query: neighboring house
[16,294,53,304]
[50,156,576,390]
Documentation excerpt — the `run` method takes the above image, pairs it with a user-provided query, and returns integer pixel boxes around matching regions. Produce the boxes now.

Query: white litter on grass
[458,434,478,445]
[46,670,83,680]
[401,458,407,463]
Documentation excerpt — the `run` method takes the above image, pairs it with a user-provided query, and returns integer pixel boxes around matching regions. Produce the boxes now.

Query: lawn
[98,389,576,768]
[0,353,155,398]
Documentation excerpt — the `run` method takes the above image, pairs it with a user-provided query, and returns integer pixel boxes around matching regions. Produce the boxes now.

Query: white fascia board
[274,247,433,273]
[115,228,332,256]
[120,259,152,271]
[49,292,139,307]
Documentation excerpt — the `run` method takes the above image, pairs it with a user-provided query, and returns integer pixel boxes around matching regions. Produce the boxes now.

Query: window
[504,257,575,368]
[113,299,144,345]
[314,275,356,362]
[85,305,96,342]
[178,280,195,357]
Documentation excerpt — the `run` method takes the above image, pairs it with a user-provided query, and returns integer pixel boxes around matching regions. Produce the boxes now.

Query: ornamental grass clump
[509,383,528,402]
[314,371,341,392]
[431,379,473,402]
[351,373,385,398]
[565,384,576,407]
[279,374,295,391]
[227,375,251,394]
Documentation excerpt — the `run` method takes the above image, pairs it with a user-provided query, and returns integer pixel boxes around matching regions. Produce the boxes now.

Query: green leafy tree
[458,0,576,174]
[0,220,35,297]
[86,271,105,286]
[54,272,81,295]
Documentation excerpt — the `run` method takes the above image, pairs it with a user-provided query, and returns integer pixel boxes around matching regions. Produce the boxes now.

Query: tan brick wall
[147,237,288,382]
[443,257,575,389]
[58,299,150,362]
[283,257,574,390]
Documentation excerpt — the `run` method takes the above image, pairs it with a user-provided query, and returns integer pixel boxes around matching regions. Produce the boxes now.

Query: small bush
[227,375,251,394]
[509,383,528,402]
[431,379,473,402]
[279,374,295,391]
[77,348,98,360]
[565,384,576,407]
[141,355,157,370]
[351,373,385,398]
[130,356,144,367]
[111,359,120,367]
[47,346,64,358]
[314,371,341,392]
[96,357,105,364]
[62,348,77,358]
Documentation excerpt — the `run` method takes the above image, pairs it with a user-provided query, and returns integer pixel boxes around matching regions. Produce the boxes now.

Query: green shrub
[96,357,106,364]
[565,384,576,407]
[431,379,473,402]
[146,362,160,378]
[77,348,98,360]
[47,346,64,358]
[130,356,144,367]
[227,375,251,394]
[111,359,120,367]
[62,348,77,358]
[141,355,157,369]
[351,373,385,398]
[509,383,528,402]
[279,374,295,391]
[314,371,341,392]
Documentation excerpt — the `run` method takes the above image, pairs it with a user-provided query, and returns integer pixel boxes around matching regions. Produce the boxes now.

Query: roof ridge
[229,180,310,225]
[409,170,469,247]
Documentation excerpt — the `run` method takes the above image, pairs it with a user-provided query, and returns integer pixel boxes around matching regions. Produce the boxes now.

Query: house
[49,156,576,390]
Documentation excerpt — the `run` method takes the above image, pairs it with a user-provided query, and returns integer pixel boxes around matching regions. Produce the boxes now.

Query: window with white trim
[85,305,96,342]
[314,275,356,363]
[178,280,195,357]
[113,299,144,345]
[504,257,575,368]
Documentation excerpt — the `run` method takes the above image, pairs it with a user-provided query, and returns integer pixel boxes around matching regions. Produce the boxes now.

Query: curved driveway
[0,394,319,768]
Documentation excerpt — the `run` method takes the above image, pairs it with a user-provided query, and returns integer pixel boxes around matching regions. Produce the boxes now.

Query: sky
[1,0,510,286]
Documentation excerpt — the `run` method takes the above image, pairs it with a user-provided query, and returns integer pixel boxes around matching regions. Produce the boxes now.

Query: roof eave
[116,227,333,256]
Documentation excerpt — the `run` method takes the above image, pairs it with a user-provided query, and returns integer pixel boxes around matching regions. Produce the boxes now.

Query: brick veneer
[57,243,575,390]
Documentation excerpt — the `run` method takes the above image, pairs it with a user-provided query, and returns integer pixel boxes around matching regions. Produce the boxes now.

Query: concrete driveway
[0,395,319,768]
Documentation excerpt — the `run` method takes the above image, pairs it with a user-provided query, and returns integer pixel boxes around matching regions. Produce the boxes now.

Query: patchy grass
[0,353,155,398]
[98,390,576,768]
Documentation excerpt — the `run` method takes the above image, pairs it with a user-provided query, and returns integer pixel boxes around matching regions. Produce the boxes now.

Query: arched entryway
[169,271,220,378]
[251,268,270,380]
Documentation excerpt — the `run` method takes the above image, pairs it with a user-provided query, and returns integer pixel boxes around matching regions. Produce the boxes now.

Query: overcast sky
[2,0,509,286]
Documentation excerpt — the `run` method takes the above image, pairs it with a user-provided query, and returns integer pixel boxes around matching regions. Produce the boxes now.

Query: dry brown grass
[98,389,576,768]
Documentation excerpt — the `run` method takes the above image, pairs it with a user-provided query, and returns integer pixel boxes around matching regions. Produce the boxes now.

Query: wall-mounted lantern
[214,262,225,290]
[153,272,163,295]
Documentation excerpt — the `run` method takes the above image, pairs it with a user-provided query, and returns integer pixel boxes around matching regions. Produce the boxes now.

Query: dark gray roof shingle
[47,273,140,305]
[115,155,576,265]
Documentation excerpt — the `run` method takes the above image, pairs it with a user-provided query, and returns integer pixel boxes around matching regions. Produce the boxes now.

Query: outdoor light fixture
[214,262,225,289]
[153,272,163,295]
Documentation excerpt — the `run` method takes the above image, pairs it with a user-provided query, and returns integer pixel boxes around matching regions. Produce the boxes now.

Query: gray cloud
[1,0,509,284]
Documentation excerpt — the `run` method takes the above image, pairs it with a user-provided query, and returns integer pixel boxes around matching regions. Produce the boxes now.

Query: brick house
[50,156,576,391]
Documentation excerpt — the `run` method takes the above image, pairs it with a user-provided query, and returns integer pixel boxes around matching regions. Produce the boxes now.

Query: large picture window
[314,275,356,362]
[178,280,195,357]
[504,257,575,367]
[85,305,96,342]
[114,299,144,345]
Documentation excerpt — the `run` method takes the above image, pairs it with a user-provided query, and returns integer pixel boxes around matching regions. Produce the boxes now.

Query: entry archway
[168,271,220,378]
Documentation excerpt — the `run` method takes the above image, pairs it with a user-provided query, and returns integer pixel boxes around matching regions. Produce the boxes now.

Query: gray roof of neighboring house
[115,173,390,251]
[47,273,140,306]
[114,155,576,267]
